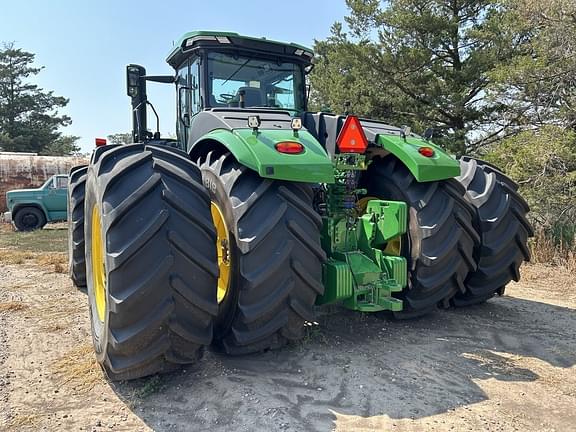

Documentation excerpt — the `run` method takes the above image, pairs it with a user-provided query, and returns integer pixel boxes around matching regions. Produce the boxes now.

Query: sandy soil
[0,257,575,431]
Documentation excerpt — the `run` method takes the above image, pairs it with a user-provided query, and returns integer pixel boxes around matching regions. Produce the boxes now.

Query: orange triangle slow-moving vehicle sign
[336,116,368,153]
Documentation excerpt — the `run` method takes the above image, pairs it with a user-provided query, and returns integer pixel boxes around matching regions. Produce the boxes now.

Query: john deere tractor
[68,31,533,380]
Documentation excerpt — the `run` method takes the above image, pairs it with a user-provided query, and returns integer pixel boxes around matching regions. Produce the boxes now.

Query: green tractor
[68,31,533,380]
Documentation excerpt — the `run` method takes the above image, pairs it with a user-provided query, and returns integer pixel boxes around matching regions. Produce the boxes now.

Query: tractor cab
[126,31,314,150]
[166,31,312,111]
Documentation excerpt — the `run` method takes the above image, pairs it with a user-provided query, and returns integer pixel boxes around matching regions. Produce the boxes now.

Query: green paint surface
[198,128,334,183]
[377,135,460,182]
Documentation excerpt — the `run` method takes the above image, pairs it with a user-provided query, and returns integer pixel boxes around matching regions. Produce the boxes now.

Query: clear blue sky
[1,0,349,152]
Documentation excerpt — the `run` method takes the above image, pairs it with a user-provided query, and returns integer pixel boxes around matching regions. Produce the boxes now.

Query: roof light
[418,146,435,157]
[95,138,107,147]
[185,36,217,47]
[336,116,368,154]
[247,115,261,129]
[216,36,231,43]
[291,118,302,130]
[294,49,304,56]
[275,141,304,154]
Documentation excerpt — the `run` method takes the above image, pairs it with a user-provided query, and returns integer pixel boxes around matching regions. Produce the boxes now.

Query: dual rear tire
[364,156,532,316]
[452,156,533,306]
[78,145,323,379]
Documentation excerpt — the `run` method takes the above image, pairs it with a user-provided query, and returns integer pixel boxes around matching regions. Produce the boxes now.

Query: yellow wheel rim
[211,202,231,304]
[356,196,403,257]
[91,205,107,322]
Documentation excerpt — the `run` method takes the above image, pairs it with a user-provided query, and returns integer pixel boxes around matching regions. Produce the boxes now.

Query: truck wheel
[84,144,218,380]
[452,156,533,306]
[13,206,46,231]
[68,165,88,288]
[198,150,325,354]
[365,157,479,318]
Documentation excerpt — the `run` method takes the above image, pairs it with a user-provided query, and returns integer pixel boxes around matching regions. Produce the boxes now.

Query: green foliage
[0,42,74,154]
[41,135,81,156]
[107,132,132,145]
[310,0,522,154]
[483,126,576,247]
[490,0,576,129]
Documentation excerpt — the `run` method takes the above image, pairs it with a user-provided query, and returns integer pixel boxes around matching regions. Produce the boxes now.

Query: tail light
[336,116,368,153]
[275,141,304,154]
[418,147,435,157]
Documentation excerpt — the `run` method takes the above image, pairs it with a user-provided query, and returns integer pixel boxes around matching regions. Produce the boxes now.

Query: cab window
[55,177,68,189]
[207,52,305,111]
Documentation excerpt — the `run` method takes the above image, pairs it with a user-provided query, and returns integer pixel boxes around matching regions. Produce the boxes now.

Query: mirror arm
[143,75,175,84]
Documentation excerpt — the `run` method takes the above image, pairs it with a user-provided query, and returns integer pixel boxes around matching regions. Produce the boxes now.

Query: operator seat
[237,87,263,107]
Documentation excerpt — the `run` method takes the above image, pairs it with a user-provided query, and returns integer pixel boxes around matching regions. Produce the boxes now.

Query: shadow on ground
[112,296,576,432]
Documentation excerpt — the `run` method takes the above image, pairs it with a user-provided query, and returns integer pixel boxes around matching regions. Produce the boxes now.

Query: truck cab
[5,174,68,231]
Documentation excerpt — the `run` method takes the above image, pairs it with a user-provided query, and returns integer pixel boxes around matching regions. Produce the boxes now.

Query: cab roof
[166,30,314,68]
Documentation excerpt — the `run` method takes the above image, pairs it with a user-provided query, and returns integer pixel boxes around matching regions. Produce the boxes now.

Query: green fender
[376,135,460,182]
[193,128,335,183]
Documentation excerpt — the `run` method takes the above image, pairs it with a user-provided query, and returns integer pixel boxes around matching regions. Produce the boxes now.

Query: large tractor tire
[364,157,479,318]
[84,144,218,380]
[198,150,325,355]
[68,165,88,288]
[452,156,533,306]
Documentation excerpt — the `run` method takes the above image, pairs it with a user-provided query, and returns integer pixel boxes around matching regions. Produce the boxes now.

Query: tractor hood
[188,109,335,184]
[188,108,299,143]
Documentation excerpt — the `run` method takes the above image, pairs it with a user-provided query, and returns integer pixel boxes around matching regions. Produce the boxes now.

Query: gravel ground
[0,254,574,431]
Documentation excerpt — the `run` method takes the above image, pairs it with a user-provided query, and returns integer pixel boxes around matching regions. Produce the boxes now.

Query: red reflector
[95,138,107,147]
[275,141,304,154]
[336,116,368,153]
[418,146,435,157]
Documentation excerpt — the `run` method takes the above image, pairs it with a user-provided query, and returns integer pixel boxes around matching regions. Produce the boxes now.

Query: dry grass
[36,297,83,332]
[36,252,67,273]
[6,413,41,430]
[0,301,28,312]
[530,228,576,269]
[0,249,68,274]
[36,252,66,266]
[0,224,67,252]
[43,322,66,332]
[0,249,36,264]
[52,344,105,393]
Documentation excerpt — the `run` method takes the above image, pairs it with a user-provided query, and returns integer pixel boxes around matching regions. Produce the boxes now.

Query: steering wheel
[218,93,235,103]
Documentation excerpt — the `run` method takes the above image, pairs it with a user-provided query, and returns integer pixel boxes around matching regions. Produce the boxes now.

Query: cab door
[177,57,201,151]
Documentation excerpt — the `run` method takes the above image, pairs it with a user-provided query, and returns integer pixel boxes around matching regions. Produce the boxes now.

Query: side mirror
[126,64,146,98]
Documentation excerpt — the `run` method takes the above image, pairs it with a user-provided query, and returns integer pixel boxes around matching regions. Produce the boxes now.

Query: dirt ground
[0,224,575,431]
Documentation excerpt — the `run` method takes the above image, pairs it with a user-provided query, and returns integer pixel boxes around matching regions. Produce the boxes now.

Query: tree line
[0,42,79,155]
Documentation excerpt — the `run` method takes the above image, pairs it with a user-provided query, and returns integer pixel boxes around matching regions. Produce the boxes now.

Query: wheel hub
[22,214,38,228]
[211,202,231,304]
[91,205,107,322]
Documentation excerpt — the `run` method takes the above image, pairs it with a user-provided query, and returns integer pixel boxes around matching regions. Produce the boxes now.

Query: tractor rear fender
[190,128,335,184]
[375,134,460,182]
[301,112,459,183]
